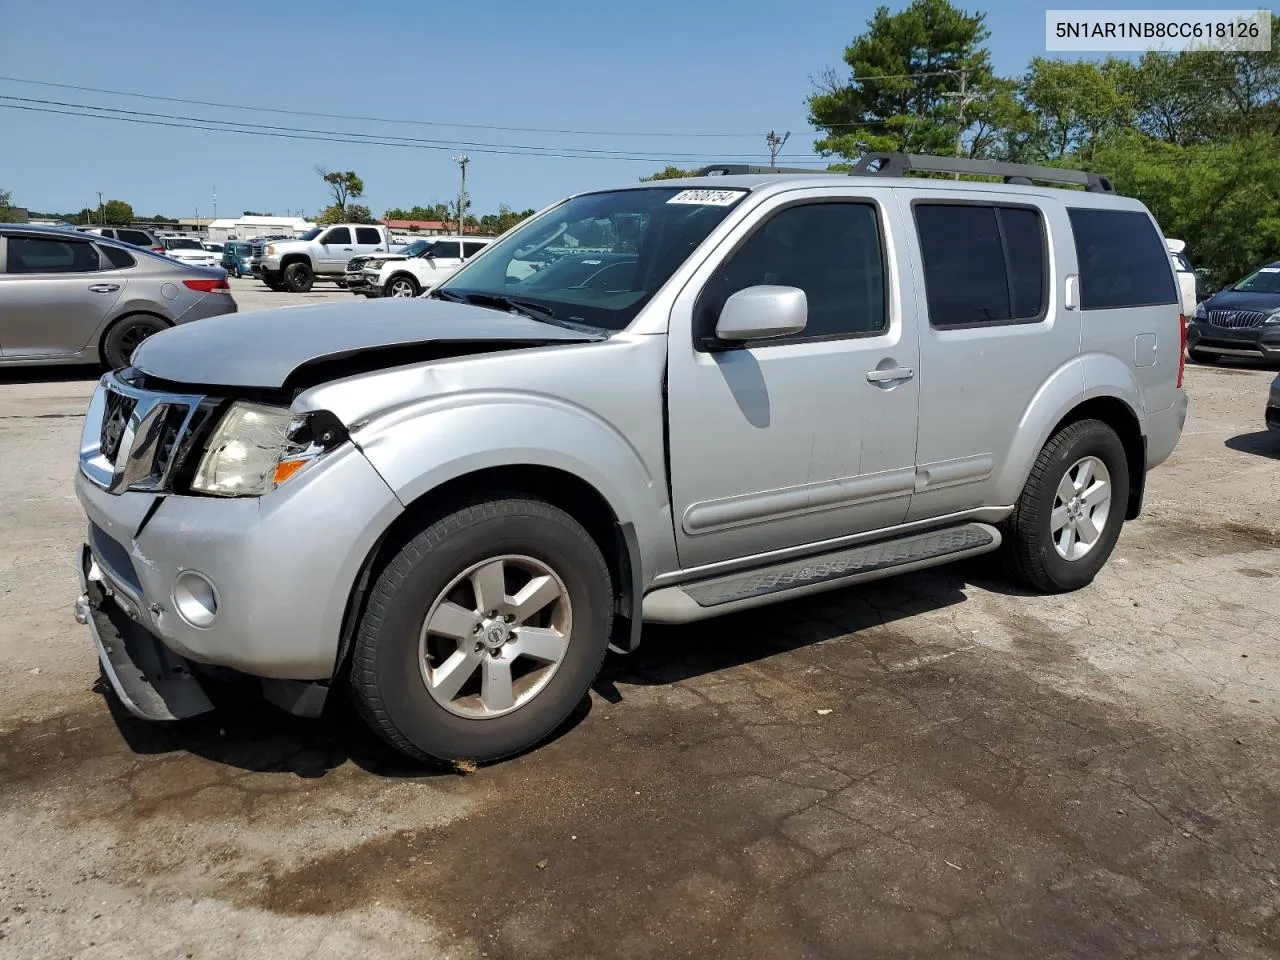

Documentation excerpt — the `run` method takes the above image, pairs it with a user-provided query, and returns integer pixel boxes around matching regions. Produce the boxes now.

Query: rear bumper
[1146,390,1188,470]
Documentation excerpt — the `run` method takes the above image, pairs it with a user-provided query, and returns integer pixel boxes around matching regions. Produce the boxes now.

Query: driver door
[317,226,353,271]
[665,188,922,569]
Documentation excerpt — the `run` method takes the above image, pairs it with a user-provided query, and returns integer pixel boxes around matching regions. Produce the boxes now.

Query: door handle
[342,248,353,252]
[88,283,120,293]
[866,366,915,384]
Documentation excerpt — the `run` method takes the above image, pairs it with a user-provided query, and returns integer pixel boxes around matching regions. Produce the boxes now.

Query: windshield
[164,238,204,250]
[1231,266,1280,295]
[401,239,431,257]
[436,186,748,331]
[298,228,323,241]
[228,243,251,255]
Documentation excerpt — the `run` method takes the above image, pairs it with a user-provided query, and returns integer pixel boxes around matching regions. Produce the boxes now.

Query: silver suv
[73,154,1188,763]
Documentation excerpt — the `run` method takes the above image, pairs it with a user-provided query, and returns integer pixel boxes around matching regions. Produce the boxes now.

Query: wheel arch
[384,271,420,294]
[332,463,645,681]
[1046,396,1146,520]
[279,252,312,270]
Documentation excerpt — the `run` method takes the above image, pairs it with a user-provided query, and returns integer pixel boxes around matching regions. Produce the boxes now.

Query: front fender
[992,354,1145,505]
[343,391,676,585]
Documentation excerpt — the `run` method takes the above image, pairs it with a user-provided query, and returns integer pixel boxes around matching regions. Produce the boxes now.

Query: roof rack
[695,163,829,176]
[851,153,1115,194]
[692,153,1115,195]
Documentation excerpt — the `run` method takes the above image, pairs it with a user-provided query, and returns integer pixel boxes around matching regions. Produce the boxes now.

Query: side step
[642,522,1001,624]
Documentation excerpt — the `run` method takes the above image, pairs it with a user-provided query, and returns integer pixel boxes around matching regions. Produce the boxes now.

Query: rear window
[1067,208,1177,310]
[118,230,152,246]
[99,244,137,269]
[463,241,488,258]
[913,203,1047,327]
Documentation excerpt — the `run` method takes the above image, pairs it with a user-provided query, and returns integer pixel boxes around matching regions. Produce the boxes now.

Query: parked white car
[161,236,221,269]
[350,236,493,298]
[1166,239,1198,317]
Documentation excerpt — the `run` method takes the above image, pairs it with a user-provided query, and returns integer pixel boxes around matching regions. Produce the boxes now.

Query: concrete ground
[1,289,1279,959]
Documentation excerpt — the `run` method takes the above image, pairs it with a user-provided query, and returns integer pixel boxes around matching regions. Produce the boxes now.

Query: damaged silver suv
[74,154,1188,763]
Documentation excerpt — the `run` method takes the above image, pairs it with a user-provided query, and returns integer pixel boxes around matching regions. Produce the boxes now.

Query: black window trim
[692,196,892,353]
[1066,206,1179,311]
[909,197,1051,332]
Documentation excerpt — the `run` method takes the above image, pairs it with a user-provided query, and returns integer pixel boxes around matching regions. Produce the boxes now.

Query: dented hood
[131,297,601,389]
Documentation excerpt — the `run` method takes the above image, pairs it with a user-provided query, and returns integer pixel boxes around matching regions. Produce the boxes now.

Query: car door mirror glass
[713,285,808,344]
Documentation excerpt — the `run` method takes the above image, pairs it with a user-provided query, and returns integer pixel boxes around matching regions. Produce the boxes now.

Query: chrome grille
[1208,309,1267,329]
[80,374,212,495]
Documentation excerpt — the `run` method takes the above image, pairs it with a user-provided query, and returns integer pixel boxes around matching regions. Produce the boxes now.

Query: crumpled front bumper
[74,442,403,684]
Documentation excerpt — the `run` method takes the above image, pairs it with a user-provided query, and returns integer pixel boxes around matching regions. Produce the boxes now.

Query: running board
[641,522,1001,624]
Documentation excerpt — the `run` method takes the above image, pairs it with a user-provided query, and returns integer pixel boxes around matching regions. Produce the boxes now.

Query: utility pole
[941,68,978,179]
[765,130,791,168]
[96,192,104,226]
[213,185,217,221]
[452,154,469,237]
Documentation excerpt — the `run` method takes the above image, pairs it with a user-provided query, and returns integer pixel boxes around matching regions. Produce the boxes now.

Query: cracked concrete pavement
[1,291,1279,959]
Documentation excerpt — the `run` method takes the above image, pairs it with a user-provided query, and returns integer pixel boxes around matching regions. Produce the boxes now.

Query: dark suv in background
[1188,261,1280,363]
[78,226,165,256]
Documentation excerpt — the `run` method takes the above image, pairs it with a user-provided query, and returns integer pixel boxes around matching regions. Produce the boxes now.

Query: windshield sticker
[666,189,747,206]
[1260,267,1280,273]
[580,259,602,265]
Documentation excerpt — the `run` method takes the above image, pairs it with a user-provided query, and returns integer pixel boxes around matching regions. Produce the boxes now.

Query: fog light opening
[173,571,220,629]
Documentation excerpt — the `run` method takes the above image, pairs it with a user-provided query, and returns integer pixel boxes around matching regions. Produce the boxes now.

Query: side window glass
[430,241,462,259]
[914,203,1047,327]
[1067,208,1177,309]
[6,237,101,274]
[99,245,137,269]
[355,227,382,245]
[463,242,487,258]
[696,202,887,344]
[322,227,352,245]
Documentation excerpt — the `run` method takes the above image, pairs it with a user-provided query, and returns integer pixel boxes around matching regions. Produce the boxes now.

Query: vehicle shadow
[1225,431,1280,460]
[99,672,592,779]
[0,364,101,384]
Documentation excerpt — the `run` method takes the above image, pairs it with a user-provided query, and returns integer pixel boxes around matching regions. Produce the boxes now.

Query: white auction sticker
[666,189,746,206]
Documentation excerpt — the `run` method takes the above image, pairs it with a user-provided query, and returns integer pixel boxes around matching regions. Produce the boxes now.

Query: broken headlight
[190,402,345,497]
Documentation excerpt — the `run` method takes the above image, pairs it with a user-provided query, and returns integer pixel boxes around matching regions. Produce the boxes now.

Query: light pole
[96,192,104,226]
[452,154,469,237]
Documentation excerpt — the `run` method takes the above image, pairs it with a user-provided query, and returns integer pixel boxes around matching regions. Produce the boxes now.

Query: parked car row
[345,236,492,297]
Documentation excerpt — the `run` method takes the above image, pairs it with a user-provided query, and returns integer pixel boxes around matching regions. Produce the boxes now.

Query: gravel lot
[1,285,1279,959]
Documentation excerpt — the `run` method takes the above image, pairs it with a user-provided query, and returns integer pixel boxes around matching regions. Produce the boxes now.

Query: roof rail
[850,153,1115,194]
[693,164,830,176]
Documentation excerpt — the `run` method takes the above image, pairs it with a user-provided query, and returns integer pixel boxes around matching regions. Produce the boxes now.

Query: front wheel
[384,275,420,298]
[1001,418,1129,593]
[283,261,314,293]
[349,497,614,763]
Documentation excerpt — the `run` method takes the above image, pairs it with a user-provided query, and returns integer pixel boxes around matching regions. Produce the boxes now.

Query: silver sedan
[0,224,238,369]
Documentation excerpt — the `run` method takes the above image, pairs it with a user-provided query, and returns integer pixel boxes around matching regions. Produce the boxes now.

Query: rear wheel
[349,496,613,763]
[385,274,420,298]
[1001,419,1129,593]
[284,261,314,293]
[102,315,168,370]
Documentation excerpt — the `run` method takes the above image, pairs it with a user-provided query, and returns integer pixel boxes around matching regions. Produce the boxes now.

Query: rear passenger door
[0,233,125,358]
[355,226,386,256]
[904,192,1077,521]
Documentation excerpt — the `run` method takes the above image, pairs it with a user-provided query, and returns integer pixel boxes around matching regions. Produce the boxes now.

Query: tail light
[183,278,231,295]
[151,246,165,254]
[1177,314,1187,389]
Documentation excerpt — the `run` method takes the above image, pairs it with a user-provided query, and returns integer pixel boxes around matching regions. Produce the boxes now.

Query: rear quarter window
[99,244,136,269]
[1067,208,1177,310]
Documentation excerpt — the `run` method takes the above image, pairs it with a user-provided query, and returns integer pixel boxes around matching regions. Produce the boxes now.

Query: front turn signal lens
[272,458,311,486]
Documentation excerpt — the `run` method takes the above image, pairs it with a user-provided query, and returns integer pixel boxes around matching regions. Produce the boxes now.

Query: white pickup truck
[256,223,403,293]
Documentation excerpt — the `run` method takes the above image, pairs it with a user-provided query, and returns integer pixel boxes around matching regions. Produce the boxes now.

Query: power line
[0,74,769,139]
[0,100,838,165]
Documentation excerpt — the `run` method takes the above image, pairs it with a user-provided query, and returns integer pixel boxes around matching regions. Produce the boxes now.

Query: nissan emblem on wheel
[72,154,1188,764]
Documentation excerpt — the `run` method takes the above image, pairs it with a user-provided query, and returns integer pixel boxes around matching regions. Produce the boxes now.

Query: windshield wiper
[432,289,607,337]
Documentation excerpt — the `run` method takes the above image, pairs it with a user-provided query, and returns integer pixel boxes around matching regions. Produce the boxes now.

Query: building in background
[379,218,450,236]
[206,216,316,241]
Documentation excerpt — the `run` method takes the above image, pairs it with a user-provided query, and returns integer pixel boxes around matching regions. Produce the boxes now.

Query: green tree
[102,199,134,224]
[639,165,700,181]
[807,0,997,160]
[317,168,365,218]
[1018,57,1133,160]
[479,204,536,235]
[383,204,450,221]
[315,202,376,225]
[0,187,16,220]
[242,210,275,217]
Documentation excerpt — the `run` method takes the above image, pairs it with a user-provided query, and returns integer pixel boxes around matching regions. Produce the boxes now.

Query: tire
[349,496,613,763]
[384,274,420,298]
[263,274,286,292]
[1000,418,1130,594]
[102,315,169,370]
[283,261,314,293]
[1188,348,1219,365]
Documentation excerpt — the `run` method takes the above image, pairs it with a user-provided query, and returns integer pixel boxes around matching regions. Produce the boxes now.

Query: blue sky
[0,0,1236,219]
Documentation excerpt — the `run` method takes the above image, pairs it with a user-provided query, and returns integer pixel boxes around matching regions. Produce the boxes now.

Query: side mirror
[711,285,807,346]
